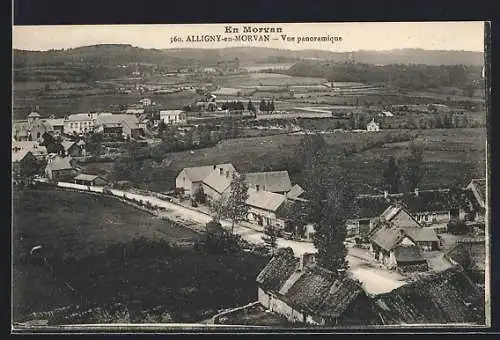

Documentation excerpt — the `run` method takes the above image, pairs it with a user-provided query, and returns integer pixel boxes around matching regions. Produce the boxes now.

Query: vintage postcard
[11,22,489,332]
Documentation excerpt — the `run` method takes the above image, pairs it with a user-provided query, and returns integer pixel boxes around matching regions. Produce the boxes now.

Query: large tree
[225,173,250,234]
[400,141,424,191]
[308,151,358,274]
[382,156,400,193]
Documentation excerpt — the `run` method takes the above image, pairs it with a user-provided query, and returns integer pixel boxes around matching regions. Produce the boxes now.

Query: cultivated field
[13,90,202,119]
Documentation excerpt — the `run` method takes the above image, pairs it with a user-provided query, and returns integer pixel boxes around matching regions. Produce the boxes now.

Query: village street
[110,188,409,295]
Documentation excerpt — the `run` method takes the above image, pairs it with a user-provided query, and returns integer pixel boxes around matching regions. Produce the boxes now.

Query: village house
[64,113,112,135]
[62,140,86,158]
[244,171,293,195]
[256,249,380,326]
[139,98,152,107]
[73,174,109,187]
[159,110,187,125]
[176,164,235,196]
[246,188,287,229]
[373,266,485,325]
[347,188,461,237]
[12,140,48,160]
[44,117,65,135]
[368,226,431,271]
[94,114,144,139]
[366,118,380,132]
[202,165,238,202]
[44,155,76,181]
[12,148,38,179]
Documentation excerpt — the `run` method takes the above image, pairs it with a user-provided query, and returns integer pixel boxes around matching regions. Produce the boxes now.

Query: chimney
[219,168,223,175]
[414,188,419,197]
[299,253,316,271]
[256,184,260,192]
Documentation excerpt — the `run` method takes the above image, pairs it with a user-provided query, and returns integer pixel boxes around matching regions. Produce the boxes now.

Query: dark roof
[401,227,439,243]
[394,246,426,264]
[256,248,298,292]
[282,266,365,319]
[355,189,458,220]
[374,266,485,325]
[245,171,292,193]
[275,199,309,220]
[370,226,404,251]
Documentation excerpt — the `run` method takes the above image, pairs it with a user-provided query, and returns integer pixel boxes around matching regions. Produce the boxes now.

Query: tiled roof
[61,141,75,151]
[374,266,485,325]
[202,167,236,194]
[183,164,235,183]
[256,248,298,292]
[287,184,305,199]
[401,227,439,243]
[12,149,32,162]
[246,189,286,212]
[284,267,366,319]
[245,171,292,193]
[393,246,426,263]
[370,227,405,251]
[12,141,47,156]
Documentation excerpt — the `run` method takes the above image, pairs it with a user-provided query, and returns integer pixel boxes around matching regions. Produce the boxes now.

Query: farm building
[369,224,438,269]
[159,110,187,125]
[256,249,380,326]
[202,165,238,202]
[73,174,109,186]
[94,114,144,139]
[245,171,292,194]
[366,119,380,132]
[348,188,463,237]
[44,156,76,181]
[12,149,38,179]
[373,266,485,325]
[61,140,86,158]
[246,188,287,229]
[379,204,422,229]
[176,163,235,196]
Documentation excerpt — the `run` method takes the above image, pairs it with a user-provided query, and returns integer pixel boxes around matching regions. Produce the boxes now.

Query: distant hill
[14,45,484,67]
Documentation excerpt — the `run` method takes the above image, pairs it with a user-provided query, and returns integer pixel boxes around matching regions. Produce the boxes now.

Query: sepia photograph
[11,21,489,331]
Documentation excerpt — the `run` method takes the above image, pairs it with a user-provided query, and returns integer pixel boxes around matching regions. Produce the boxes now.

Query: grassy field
[12,188,268,323]
[218,73,327,87]
[83,127,486,194]
[341,128,486,191]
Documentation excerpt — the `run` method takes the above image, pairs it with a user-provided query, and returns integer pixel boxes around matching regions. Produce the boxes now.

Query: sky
[12,22,485,52]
